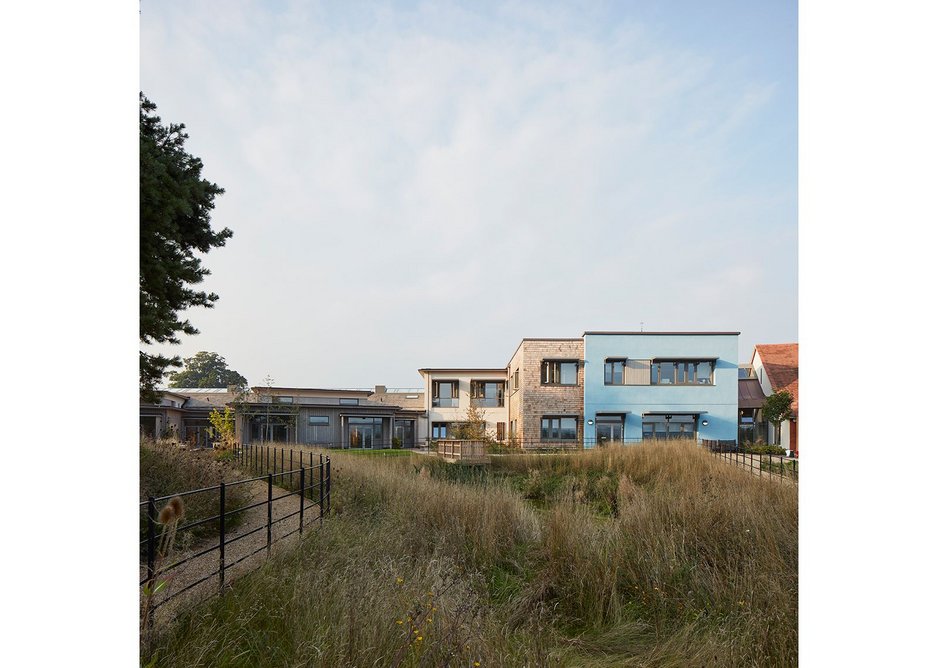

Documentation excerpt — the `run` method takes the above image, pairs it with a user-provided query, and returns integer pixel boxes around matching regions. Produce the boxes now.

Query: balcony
[432,397,458,408]
[470,397,503,408]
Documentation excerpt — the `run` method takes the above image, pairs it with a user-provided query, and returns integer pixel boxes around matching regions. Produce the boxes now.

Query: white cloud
[141,1,796,387]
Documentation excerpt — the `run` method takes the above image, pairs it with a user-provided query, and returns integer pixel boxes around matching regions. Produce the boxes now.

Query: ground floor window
[431,422,451,439]
[541,416,577,441]
[641,415,696,440]
[249,415,295,443]
[348,417,384,448]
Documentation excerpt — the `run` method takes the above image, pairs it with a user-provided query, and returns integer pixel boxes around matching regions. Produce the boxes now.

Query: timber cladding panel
[514,339,584,446]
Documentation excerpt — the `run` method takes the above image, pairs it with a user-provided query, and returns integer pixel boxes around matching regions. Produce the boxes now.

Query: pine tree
[140,94,231,402]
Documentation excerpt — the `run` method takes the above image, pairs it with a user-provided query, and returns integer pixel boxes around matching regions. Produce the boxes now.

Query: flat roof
[583,331,740,336]
[506,337,583,366]
[250,386,373,396]
[417,368,506,373]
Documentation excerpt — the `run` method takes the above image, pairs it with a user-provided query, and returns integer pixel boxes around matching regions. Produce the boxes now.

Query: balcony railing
[469,397,503,408]
[432,397,458,408]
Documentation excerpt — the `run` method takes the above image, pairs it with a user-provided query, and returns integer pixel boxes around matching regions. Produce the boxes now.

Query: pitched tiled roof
[754,343,799,415]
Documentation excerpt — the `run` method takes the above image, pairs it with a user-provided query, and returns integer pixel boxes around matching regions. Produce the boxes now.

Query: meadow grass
[143,441,797,667]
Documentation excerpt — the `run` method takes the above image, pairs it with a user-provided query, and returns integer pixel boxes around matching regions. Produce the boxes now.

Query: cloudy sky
[141,0,797,389]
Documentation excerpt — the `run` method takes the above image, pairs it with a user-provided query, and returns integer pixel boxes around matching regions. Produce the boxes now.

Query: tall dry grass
[144,442,797,667]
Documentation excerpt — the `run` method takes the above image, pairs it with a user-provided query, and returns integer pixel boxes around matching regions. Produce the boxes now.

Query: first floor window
[541,416,577,441]
[604,360,626,385]
[651,360,714,385]
[541,360,577,385]
[432,381,458,407]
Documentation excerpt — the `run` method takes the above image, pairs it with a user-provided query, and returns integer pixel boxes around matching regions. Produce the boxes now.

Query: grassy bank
[143,442,797,667]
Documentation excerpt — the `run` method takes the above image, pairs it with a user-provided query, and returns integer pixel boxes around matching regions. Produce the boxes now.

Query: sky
[141,0,797,389]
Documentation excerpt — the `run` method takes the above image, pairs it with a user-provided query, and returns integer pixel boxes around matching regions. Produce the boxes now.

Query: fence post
[281,447,284,477]
[319,454,324,526]
[290,449,294,490]
[219,482,226,592]
[266,445,270,473]
[326,457,331,514]
[267,473,273,557]
[299,467,305,535]
[146,497,156,586]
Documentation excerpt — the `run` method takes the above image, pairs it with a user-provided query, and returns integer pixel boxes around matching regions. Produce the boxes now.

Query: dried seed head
[158,504,176,524]
[169,496,185,521]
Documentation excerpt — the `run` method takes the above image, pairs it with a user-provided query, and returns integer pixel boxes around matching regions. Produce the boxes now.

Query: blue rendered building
[582,332,739,447]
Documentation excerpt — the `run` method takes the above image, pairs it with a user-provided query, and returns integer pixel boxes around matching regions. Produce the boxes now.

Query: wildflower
[397,577,404,584]
[396,620,403,625]
[416,636,423,641]
[475,663,481,667]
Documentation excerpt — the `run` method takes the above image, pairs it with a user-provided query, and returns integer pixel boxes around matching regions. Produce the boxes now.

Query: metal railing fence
[705,440,799,484]
[140,445,331,625]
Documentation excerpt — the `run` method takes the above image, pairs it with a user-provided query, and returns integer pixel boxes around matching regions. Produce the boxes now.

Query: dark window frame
[540,360,578,386]
[432,380,459,407]
[650,359,715,386]
[540,415,578,441]
[603,358,628,385]
[307,415,330,426]
[470,380,505,407]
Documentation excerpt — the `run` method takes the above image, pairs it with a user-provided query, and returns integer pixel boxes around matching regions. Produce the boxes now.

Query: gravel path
[141,470,325,629]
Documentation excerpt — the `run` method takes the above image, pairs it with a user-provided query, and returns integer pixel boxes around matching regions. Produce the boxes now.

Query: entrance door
[595,416,624,444]
[349,425,376,448]
[347,417,383,448]
[393,420,415,448]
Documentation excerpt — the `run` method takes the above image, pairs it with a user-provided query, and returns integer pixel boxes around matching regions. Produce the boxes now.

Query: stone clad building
[506,338,585,449]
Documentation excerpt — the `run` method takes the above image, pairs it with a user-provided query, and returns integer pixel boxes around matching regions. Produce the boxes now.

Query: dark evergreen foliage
[140,94,231,402]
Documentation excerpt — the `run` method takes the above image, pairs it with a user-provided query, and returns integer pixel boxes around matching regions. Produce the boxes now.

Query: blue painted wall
[583,333,739,447]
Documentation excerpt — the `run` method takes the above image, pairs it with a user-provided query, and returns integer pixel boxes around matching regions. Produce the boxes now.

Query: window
[339,398,359,405]
[431,422,450,439]
[512,369,520,390]
[604,359,626,385]
[308,415,329,426]
[642,415,696,440]
[275,396,294,404]
[541,416,577,441]
[470,380,504,407]
[595,415,624,443]
[496,422,506,441]
[651,360,714,385]
[509,420,517,437]
[432,381,459,407]
[541,360,577,385]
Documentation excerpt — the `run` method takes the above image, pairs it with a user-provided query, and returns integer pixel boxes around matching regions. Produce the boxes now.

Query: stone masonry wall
[516,339,584,447]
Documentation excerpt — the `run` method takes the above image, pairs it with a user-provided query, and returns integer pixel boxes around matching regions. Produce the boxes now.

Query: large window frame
[540,416,578,442]
[604,359,627,385]
[650,359,715,386]
[540,360,578,386]
[432,380,459,408]
[470,380,504,407]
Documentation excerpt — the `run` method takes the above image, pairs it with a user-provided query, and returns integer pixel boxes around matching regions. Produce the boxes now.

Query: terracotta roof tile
[754,343,799,415]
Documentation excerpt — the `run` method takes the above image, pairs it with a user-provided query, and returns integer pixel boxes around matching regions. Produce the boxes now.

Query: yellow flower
[474,663,480,667]
[396,620,403,625]
[396,577,404,584]
[417,636,423,642]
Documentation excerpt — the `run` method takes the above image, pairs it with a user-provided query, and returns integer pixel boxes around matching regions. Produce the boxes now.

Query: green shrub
[742,444,787,455]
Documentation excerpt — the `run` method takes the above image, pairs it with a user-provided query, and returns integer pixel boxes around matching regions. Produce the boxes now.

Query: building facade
[750,343,798,455]
[418,368,508,443]
[506,339,585,449]
[582,332,739,446]
[234,386,423,449]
